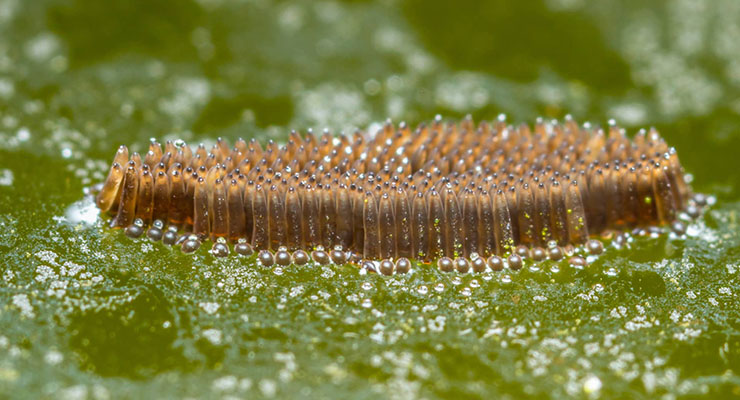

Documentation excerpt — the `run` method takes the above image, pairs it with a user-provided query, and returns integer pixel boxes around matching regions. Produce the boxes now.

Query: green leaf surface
[1,0,739,398]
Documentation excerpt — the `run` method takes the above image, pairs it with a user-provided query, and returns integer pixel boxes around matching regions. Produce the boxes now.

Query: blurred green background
[0,0,739,399]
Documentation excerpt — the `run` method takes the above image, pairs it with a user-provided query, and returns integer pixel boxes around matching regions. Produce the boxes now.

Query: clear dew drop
[451,276,462,286]
[361,281,373,291]
[469,279,480,288]
[461,287,472,297]
[501,274,512,284]
[434,283,445,293]
[549,265,560,274]
[273,266,284,276]
[605,267,619,277]
[570,260,586,270]
[417,285,429,295]
[361,298,372,308]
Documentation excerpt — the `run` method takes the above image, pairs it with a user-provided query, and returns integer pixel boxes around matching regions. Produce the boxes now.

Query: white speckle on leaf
[12,294,34,318]
[427,316,446,333]
[63,197,100,226]
[59,385,87,400]
[61,261,84,277]
[35,265,57,283]
[296,83,370,132]
[583,375,602,395]
[673,328,702,341]
[199,302,220,315]
[0,169,12,186]
[202,329,222,345]
[25,33,60,62]
[212,375,237,392]
[44,350,63,366]
[259,379,277,398]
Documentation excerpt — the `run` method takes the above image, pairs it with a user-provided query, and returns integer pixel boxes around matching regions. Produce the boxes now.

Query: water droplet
[461,287,472,297]
[417,285,429,295]
[434,283,445,293]
[361,282,373,291]
[501,275,512,284]
[273,267,284,276]
[361,298,372,308]
[604,267,619,277]
[451,276,462,286]
[469,279,480,288]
